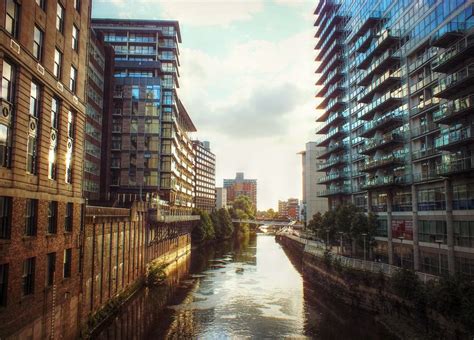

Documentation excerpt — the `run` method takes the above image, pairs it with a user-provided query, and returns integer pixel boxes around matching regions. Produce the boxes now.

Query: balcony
[431,22,466,48]
[437,157,474,176]
[362,174,411,190]
[348,11,383,43]
[316,141,348,159]
[354,30,373,53]
[372,29,401,55]
[360,133,403,155]
[317,155,348,171]
[318,171,349,184]
[433,94,474,124]
[409,74,437,95]
[315,2,343,25]
[357,91,403,121]
[316,54,344,78]
[410,97,440,117]
[316,127,347,147]
[360,153,405,172]
[411,122,439,139]
[315,24,346,50]
[412,147,440,161]
[317,186,351,197]
[432,34,474,73]
[413,170,440,183]
[433,64,474,99]
[358,69,401,103]
[435,126,474,151]
[316,82,345,109]
[357,50,401,86]
[316,66,345,86]
[324,95,346,113]
[316,38,344,65]
[359,111,404,138]
[316,112,346,134]
[315,9,346,37]
[408,49,437,74]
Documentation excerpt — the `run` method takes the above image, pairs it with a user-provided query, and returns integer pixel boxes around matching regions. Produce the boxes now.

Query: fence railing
[279,232,438,283]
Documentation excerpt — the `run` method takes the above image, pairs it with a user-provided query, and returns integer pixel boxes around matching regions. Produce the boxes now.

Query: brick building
[0,0,91,338]
[223,172,257,210]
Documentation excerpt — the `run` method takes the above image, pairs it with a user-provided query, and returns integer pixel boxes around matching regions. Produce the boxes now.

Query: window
[26,136,37,174]
[48,144,57,180]
[65,203,73,232]
[67,111,75,139]
[25,199,37,236]
[1,61,15,168]
[73,0,80,10]
[54,49,62,79]
[63,249,72,278]
[36,0,45,9]
[22,257,35,296]
[51,97,59,130]
[0,263,8,306]
[70,66,77,93]
[72,25,79,51]
[5,0,19,38]
[29,82,40,118]
[56,3,64,33]
[0,197,12,239]
[33,26,44,61]
[47,201,57,234]
[46,253,55,286]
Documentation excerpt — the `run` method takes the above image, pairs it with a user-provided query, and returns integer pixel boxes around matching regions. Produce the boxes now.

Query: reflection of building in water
[95,251,191,340]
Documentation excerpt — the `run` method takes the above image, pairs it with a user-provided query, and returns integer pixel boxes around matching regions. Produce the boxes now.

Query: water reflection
[96,234,394,339]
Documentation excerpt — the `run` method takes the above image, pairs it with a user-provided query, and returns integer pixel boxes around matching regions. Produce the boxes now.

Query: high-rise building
[224,172,257,209]
[216,187,227,209]
[92,19,197,215]
[193,140,216,212]
[84,28,114,201]
[299,142,329,224]
[278,200,288,218]
[0,0,91,337]
[314,0,474,276]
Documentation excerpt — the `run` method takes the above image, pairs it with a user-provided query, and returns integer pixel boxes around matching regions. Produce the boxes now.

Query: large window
[0,263,8,306]
[47,201,57,234]
[418,220,447,243]
[33,26,44,61]
[453,183,474,210]
[25,199,37,236]
[70,66,77,93]
[56,3,64,33]
[63,249,72,278]
[454,221,474,248]
[46,252,56,287]
[5,0,19,38]
[22,257,35,296]
[0,61,15,168]
[54,49,62,79]
[26,136,37,174]
[72,25,79,51]
[65,203,73,232]
[0,197,12,239]
[417,187,446,211]
[67,111,75,139]
[51,97,59,130]
[29,82,40,118]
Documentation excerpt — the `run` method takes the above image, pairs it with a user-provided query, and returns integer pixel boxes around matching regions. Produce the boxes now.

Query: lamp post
[398,236,405,268]
[361,233,367,261]
[338,232,344,255]
[435,239,443,275]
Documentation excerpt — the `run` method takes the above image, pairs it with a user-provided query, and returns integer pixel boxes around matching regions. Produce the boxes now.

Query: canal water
[96,234,395,339]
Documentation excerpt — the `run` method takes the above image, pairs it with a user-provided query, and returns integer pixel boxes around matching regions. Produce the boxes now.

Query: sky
[92,0,318,210]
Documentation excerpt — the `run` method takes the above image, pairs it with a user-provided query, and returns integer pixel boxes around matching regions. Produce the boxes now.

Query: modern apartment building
[224,172,257,210]
[216,187,227,209]
[314,0,474,277]
[192,140,216,212]
[299,141,329,224]
[91,19,197,215]
[0,0,91,337]
[84,28,114,201]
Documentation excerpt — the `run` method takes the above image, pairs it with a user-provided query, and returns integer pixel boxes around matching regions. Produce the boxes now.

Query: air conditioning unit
[29,117,38,136]
[0,99,12,124]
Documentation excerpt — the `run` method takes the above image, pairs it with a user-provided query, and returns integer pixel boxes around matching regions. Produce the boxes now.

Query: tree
[232,195,255,219]
[217,208,234,239]
[192,209,215,242]
[210,210,222,239]
[234,209,250,239]
[265,208,277,219]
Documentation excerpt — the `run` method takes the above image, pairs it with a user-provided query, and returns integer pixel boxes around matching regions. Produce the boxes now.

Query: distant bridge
[232,219,304,228]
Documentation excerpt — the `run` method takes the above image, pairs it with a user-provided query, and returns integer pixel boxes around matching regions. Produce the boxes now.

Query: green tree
[232,195,255,219]
[234,208,250,239]
[192,209,215,242]
[210,210,222,239]
[218,208,234,239]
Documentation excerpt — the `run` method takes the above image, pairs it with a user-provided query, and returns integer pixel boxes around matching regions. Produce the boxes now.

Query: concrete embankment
[276,233,469,340]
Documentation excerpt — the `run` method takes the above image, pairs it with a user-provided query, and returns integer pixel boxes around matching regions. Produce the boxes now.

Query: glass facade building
[92,19,196,215]
[315,0,474,276]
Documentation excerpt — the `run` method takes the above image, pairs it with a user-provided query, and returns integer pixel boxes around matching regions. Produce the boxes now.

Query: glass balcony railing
[316,126,348,146]
[358,69,400,103]
[317,155,348,171]
[348,10,382,43]
[434,63,474,98]
[433,94,474,123]
[360,110,404,137]
[432,34,474,72]
[357,91,403,120]
[362,174,410,189]
[360,153,405,172]
[435,126,474,149]
[360,132,403,154]
[315,140,348,159]
[411,121,439,138]
[431,22,466,48]
[412,147,440,161]
[437,157,474,176]
[358,49,401,86]
[318,171,350,184]
[317,186,351,197]
[410,97,440,116]
[413,169,439,183]
[408,48,437,73]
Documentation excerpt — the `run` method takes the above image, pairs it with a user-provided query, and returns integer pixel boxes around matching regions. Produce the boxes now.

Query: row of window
[0,197,73,239]
[0,249,72,306]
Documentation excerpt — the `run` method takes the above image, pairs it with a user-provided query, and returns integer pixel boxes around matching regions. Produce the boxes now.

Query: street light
[361,233,367,261]
[398,236,405,268]
[338,232,344,255]
[435,239,443,275]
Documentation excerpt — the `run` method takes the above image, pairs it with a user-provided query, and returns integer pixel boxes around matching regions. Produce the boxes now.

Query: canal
[96,234,395,339]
